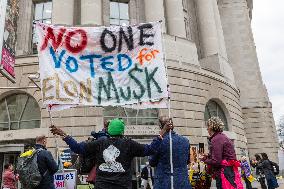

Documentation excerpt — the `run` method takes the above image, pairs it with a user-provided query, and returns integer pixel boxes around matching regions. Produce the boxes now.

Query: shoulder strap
[35,148,44,157]
[36,148,46,155]
[36,148,49,176]
[270,160,277,166]
[36,148,44,152]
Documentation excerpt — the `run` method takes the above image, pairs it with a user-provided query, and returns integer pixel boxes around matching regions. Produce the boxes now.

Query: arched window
[204,100,228,130]
[0,94,41,130]
[104,107,158,125]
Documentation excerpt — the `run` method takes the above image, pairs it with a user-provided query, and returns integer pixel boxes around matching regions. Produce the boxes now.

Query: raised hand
[159,118,174,137]
[50,125,66,137]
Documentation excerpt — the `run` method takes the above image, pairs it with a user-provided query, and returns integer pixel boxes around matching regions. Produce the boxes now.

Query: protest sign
[58,148,79,169]
[54,169,77,189]
[36,22,168,108]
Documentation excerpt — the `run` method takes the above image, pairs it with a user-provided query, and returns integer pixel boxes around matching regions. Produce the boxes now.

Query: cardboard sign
[58,148,79,169]
[54,169,77,189]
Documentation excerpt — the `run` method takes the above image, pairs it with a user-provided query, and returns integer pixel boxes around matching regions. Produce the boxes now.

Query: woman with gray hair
[200,117,244,189]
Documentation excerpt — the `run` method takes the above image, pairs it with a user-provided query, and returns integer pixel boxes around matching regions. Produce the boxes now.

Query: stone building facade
[0,0,279,185]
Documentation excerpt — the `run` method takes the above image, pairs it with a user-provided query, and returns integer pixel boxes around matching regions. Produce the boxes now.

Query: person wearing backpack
[34,135,59,189]
[267,156,280,176]
[17,135,58,189]
[258,153,279,189]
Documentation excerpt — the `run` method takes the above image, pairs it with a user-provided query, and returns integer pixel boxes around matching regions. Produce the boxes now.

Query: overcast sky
[251,0,284,124]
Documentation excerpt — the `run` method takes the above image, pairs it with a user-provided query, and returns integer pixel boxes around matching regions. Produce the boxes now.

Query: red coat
[2,170,18,189]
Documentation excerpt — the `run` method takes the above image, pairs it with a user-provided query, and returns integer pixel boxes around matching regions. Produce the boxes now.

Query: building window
[0,94,41,131]
[32,1,52,54]
[182,0,188,12]
[184,17,191,40]
[110,0,129,26]
[104,107,158,125]
[204,100,228,130]
[183,0,192,40]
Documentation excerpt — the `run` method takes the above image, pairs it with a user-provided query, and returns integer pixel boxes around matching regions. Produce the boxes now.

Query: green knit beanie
[108,119,125,136]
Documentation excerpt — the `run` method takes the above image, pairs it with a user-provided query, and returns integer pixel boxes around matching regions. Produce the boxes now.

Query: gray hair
[206,117,224,132]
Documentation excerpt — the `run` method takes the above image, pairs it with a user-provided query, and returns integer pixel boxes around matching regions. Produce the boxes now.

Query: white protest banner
[54,169,76,189]
[36,22,168,108]
[47,104,76,111]
[123,97,168,109]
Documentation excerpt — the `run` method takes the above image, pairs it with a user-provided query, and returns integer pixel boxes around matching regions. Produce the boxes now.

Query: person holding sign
[149,116,192,189]
[50,118,172,189]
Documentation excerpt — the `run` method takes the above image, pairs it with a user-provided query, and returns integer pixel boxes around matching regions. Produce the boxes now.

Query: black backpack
[17,149,43,189]
[270,161,279,175]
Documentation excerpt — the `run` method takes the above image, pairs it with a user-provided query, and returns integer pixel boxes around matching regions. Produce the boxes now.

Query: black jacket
[257,159,273,176]
[35,144,58,189]
[64,135,162,189]
[141,166,153,180]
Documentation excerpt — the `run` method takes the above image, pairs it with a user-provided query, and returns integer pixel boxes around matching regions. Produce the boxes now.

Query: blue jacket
[149,132,191,189]
[35,144,58,189]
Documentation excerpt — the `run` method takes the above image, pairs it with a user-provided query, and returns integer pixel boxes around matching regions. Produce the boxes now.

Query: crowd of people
[1,116,280,189]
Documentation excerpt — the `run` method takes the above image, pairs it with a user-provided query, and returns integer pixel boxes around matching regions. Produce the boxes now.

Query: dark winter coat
[149,132,191,189]
[64,136,162,189]
[257,160,279,189]
[35,144,58,189]
[141,166,153,180]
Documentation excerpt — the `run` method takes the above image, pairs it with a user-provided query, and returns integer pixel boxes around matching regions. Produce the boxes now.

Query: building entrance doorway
[0,152,20,188]
[0,142,33,187]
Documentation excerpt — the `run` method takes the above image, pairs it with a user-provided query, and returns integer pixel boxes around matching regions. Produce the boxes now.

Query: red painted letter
[41,27,66,51]
[65,29,87,54]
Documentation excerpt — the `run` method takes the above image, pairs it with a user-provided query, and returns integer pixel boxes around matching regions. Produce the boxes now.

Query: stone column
[16,0,33,55]
[196,0,219,57]
[52,0,74,25]
[164,0,186,38]
[144,0,166,32]
[212,0,228,60]
[81,0,103,25]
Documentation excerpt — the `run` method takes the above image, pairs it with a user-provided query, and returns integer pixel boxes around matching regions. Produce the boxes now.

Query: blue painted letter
[118,54,132,71]
[66,56,78,73]
[80,54,102,78]
[101,56,115,72]
[50,47,66,68]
